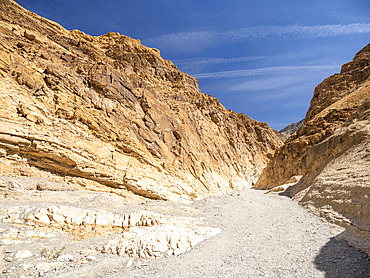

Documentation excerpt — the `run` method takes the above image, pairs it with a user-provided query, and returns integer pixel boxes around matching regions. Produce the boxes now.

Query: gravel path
[1,185,369,277]
[108,188,369,278]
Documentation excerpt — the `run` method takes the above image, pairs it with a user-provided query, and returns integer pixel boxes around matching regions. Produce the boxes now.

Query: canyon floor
[1,180,369,278]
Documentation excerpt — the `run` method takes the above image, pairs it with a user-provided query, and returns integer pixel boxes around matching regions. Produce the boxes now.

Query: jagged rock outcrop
[256,43,370,189]
[255,44,370,253]
[0,0,282,202]
[278,119,304,141]
[295,101,370,254]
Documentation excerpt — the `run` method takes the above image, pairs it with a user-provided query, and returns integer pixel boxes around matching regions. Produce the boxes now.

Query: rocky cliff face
[256,43,370,190]
[295,100,370,254]
[278,119,304,141]
[255,43,370,253]
[0,0,282,203]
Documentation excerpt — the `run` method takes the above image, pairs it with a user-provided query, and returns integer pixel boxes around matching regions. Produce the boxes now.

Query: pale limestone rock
[33,213,50,225]
[83,215,96,225]
[129,212,142,227]
[103,225,221,259]
[95,215,109,226]
[21,263,34,271]
[50,213,66,224]
[15,250,32,260]
[57,255,74,262]
[122,214,129,227]
[114,215,124,227]
[126,259,134,268]
[36,262,62,271]
[85,255,96,261]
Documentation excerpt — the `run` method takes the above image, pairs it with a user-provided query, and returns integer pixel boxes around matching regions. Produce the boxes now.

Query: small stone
[36,262,62,271]
[173,248,182,257]
[22,263,34,271]
[57,255,74,262]
[85,255,96,261]
[5,257,12,262]
[126,259,134,268]
[15,250,33,260]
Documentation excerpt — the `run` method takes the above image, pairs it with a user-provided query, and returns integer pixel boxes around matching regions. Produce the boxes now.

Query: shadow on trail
[314,234,370,278]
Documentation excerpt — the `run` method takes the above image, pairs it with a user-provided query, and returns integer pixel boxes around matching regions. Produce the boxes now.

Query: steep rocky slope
[255,44,370,253]
[0,0,282,203]
[278,119,304,141]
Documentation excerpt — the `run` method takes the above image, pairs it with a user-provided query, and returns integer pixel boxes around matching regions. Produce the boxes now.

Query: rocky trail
[122,189,370,278]
[1,183,369,278]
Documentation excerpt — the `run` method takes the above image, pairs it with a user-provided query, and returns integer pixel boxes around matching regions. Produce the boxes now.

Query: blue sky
[16,0,370,130]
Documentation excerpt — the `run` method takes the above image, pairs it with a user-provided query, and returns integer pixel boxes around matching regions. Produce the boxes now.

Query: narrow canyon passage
[56,188,370,278]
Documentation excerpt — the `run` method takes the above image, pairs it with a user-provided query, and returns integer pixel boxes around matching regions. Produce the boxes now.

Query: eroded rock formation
[0,0,282,202]
[278,119,304,141]
[255,44,370,253]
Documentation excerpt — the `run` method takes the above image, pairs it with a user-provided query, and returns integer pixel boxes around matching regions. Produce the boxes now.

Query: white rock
[103,223,221,259]
[126,259,134,268]
[122,214,129,227]
[173,248,182,257]
[57,254,74,262]
[152,239,168,253]
[15,250,32,260]
[129,212,141,226]
[113,215,124,227]
[35,213,51,225]
[95,214,109,226]
[189,234,204,247]
[82,213,96,225]
[65,215,73,224]
[22,263,34,271]
[50,213,65,224]
[169,234,180,250]
[177,235,191,253]
[85,255,96,261]
[36,262,62,271]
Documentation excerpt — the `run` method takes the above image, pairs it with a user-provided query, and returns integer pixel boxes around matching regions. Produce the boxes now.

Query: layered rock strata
[0,0,282,202]
[1,204,220,260]
[255,44,370,253]
[256,44,370,190]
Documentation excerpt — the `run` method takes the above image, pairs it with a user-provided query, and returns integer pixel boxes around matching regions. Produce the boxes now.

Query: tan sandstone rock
[0,0,282,202]
[255,44,370,254]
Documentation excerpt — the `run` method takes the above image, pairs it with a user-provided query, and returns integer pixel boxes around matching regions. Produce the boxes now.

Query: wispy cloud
[193,65,339,79]
[144,31,218,53]
[230,76,303,91]
[143,23,370,52]
[173,56,267,66]
[224,23,370,40]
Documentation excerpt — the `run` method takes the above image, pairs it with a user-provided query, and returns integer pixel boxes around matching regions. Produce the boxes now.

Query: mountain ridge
[0,0,282,203]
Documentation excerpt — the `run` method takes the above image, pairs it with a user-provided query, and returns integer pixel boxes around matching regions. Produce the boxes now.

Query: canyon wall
[0,0,282,203]
[255,43,370,253]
